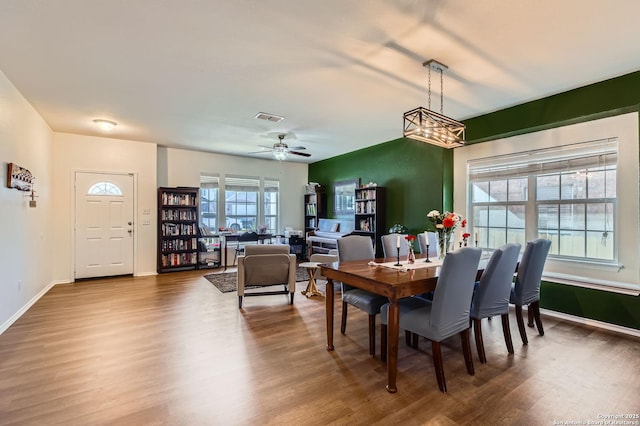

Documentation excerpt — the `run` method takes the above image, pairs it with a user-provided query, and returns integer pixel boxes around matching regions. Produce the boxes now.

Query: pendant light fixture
[402,59,465,148]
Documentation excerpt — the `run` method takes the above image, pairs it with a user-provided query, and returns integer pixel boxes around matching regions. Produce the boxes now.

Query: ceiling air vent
[254,112,285,123]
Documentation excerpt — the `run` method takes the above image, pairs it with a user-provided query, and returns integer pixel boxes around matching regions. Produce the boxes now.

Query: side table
[298,261,324,298]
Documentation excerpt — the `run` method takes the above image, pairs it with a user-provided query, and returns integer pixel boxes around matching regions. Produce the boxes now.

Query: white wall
[0,70,54,331]
[160,147,308,232]
[453,112,640,292]
[0,73,308,332]
[52,133,158,281]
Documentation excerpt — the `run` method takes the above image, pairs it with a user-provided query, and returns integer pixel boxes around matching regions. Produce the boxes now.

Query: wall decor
[7,163,34,191]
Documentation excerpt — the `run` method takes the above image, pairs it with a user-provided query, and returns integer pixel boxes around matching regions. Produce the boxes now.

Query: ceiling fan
[250,134,311,160]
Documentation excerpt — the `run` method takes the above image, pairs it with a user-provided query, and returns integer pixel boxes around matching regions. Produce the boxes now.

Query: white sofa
[307,218,354,254]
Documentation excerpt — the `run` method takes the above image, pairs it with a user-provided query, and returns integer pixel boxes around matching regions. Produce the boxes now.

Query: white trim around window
[454,112,639,294]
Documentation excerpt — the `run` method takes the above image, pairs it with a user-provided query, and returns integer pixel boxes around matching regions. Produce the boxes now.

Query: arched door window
[87,181,123,196]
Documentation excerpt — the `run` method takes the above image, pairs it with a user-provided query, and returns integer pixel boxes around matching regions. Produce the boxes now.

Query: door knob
[128,229,133,234]
[128,221,133,225]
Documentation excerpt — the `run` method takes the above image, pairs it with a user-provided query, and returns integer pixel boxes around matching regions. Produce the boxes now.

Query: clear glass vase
[438,232,451,260]
[407,247,415,264]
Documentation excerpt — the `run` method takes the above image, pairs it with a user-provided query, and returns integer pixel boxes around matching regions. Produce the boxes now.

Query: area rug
[204,266,310,293]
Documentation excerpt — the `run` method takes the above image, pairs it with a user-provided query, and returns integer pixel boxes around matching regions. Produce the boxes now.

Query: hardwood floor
[0,271,638,426]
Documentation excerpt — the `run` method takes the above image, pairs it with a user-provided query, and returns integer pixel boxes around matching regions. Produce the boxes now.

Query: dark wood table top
[320,256,443,300]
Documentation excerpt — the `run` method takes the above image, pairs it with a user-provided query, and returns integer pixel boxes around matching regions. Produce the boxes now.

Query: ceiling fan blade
[257,145,275,150]
[288,146,306,150]
[247,149,271,154]
[289,151,311,157]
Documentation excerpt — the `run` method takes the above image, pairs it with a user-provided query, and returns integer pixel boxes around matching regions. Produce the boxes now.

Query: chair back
[337,235,375,291]
[381,233,409,258]
[238,231,259,243]
[242,244,292,286]
[429,247,483,340]
[470,243,521,319]
[512,239,551,305]
[418,232,440,258]
[244,244,288,256]
[309,253,339,264]
[337,235,375,261]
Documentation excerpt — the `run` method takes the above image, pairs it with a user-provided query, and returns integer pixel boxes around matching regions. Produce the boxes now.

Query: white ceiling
[1,1,640,163]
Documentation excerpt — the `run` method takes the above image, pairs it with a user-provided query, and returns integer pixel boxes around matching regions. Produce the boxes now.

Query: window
[200,175,219,232]
[469,138,618,263]
[263,179,279,234]
[471,177,527,249]
[224,176,259,232]
[333,179,359,215]
[87,181,123,196]
[201,175,281,234]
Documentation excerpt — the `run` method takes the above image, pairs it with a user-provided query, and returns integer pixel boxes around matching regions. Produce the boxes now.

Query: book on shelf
[306,204,316,216]
[161,192,196,206]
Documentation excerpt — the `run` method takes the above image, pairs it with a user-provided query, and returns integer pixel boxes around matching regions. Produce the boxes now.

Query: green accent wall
[309,69,640,331]
[465,70,640,143]
[309,138,452,235]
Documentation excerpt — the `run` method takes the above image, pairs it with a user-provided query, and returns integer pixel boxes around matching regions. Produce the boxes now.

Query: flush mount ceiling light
[93,119,117,131]
[403,59,466,148]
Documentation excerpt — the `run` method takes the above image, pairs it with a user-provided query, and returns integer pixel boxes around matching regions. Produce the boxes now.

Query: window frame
[200,175,219,233]
[454,112,639,295]
[201,175,281,234]
[468,139,618,264]
[263,178,279,234]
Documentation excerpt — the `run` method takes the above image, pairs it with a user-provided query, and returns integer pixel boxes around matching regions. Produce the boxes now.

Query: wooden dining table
[320,255,445,393]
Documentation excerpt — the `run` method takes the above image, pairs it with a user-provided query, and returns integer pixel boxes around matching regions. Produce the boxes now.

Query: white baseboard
[539,308,640,338]
[0,280,57,335]
[134,271,157,277]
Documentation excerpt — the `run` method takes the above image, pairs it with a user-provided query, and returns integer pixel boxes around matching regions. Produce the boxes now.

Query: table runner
[368,258,443,272]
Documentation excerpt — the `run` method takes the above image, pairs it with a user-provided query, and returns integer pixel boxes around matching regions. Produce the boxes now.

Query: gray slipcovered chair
[417,231,440,259]
[510,238,551,344]
[381,233,409,258]
[380,247,483,393]
[470,243,521,363]
[237,244,296,308]
[337,235,388,357]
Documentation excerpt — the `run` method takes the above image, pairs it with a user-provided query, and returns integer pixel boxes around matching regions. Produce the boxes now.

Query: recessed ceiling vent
[254,112,285,123]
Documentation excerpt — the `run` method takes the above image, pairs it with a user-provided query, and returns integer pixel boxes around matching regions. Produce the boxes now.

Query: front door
[74,172,134,279]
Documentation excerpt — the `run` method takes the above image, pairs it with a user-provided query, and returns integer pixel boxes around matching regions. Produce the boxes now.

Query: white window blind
[468,138,617,181]
[201,175,219,189]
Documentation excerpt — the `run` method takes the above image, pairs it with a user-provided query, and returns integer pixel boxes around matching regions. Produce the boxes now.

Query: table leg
[223,237,228,271]
[386,300,399,393]
[325,278,334,351]
[305,268,323,297]
[302,268,320,297]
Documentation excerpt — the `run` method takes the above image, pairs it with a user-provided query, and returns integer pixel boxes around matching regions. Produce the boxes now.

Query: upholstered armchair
[237,244,296,308]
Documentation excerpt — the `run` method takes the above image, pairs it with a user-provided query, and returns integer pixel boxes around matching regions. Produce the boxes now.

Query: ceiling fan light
[272,148,288,161]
